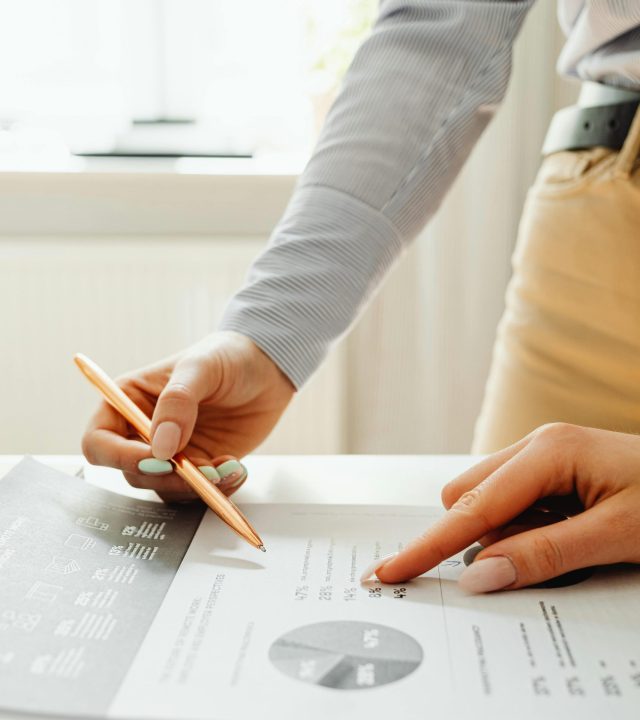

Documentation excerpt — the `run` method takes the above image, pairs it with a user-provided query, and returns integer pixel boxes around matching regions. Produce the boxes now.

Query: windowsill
[0,155,303,236]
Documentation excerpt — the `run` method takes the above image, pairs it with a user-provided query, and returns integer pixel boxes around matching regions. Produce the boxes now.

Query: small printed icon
[26,581,63,604]
[92,564,138,584]
[74,590,94,607]
[121,522,166,540]
[76,516,109,532]
[0,610,42,633]
[54,619,75,638]
[30,648,85,679]
[45,557,81,575]
[65,534,96,551]
[109,543,157,560]
[30,654,52,675]
[92,567,109,581]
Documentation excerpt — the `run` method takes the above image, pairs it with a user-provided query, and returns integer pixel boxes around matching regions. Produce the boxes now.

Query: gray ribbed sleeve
[220,0,535,388]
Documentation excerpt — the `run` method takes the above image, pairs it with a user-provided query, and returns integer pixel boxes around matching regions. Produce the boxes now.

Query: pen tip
[258,545,267,553]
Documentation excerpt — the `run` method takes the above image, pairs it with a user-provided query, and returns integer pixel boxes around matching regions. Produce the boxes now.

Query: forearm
[221,0,535,388]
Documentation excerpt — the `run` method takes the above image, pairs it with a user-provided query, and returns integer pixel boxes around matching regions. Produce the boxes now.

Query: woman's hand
[81,331,295,502]
[371,423,640,592]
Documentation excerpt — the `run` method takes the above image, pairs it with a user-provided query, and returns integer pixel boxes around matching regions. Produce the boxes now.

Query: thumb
[459,501,619,593]
[150,356,215,460]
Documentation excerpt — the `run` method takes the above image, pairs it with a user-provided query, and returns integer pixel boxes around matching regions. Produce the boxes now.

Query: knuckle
[408,530,449,566]
[616,506,639,534]
[607,505,640,559]
[450,486,493,536]
[162,382,196,405]
[529,533,564,577]
[113,447,130,473]
[423,537,450,565]
[123,471,148,489]
[535,422,583,445]
[441,483,456,508]
[81,434,97,465]
[125,475,146,490]
[115,374,137,392]
[532,423,586,484]
[452,487,483,511]
[111,445,141,476]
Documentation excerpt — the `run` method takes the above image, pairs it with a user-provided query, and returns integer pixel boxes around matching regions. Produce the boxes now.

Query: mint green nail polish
[226,464,248,489]
[138,458,173,475]
[198,465,221,483]
[215,459,243,480]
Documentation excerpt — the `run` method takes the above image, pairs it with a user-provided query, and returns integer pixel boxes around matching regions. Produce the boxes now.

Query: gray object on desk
[0,458,203,717]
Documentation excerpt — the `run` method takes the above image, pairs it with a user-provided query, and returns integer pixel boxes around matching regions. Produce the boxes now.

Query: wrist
[195,331,295,400]
[219,330,296,393]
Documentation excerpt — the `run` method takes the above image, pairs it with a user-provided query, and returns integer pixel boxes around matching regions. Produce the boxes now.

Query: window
[0,0,376,161]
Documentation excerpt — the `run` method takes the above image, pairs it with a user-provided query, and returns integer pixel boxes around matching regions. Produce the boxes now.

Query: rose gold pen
[73,353,266,552]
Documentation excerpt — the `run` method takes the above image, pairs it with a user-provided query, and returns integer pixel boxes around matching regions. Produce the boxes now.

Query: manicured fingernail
[138,458,173,475]
[360,553,398,583]
[214,459,243,481]
[458,556,517,594]
[226,463,248,488]
[198,465,221,484]
[152,421,181,460]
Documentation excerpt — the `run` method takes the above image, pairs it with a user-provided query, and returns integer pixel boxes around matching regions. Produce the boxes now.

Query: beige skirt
[473,108,640,453]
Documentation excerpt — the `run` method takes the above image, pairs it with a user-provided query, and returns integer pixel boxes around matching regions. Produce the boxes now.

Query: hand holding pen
[78,332,295,544]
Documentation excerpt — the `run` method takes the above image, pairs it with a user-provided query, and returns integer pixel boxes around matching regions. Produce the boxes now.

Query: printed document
[0,458,639,719]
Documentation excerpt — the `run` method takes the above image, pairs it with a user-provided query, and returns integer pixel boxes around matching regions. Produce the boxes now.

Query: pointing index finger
[376,443,570,583]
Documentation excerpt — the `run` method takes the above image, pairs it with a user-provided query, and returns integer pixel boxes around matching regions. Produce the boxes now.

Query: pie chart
[269,620,423,690]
